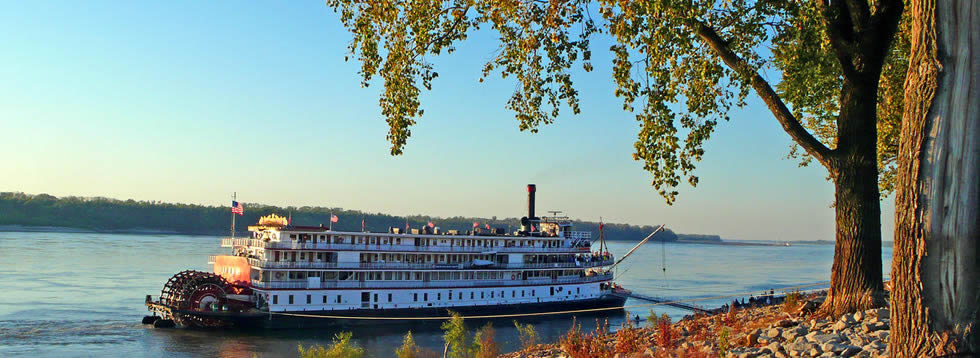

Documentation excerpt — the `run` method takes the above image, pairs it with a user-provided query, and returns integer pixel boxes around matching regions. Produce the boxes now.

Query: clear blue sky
[0,1,895,241]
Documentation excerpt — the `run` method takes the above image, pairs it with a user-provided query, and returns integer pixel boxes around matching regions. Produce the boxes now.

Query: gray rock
[853,311,865,322]
[767,342,783,353]
[822,342,846,353]
[841,346,862,357]
[832,321,849,331]
[873,308,889,320]
[782,329,800,341]
[806,332,838,343]
[850,335,867,347]
[872,330,889,341]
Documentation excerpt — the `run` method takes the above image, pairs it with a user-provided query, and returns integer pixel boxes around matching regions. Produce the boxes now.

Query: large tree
[890,0,978,355]
[326,0,904,315]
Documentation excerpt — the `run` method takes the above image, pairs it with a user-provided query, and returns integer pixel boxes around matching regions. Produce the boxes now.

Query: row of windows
[282,233,566,248]
[269,286,584,305]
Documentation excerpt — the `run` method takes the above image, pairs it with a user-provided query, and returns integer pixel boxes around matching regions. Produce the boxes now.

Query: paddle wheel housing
[159,270,248,328]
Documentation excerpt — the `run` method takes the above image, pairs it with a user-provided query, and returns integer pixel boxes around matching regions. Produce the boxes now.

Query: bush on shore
[297,332,364,358]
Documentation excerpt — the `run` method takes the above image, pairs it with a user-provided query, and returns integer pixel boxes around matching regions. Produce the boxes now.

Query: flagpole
[230,192,236,239]
[329,212,333,231]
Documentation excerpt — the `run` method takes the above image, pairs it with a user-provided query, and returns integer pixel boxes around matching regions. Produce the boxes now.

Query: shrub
[647,309,659,327]
[441,312,467,358]
[471,323,499,358]
[613,320,642,354]
[654,313,678,349]
[513,320,538,350]
[559,320,613,358]
[298,332,364,358]
[722,306,743,331]
[783,290,804,313]
[395,331,439,358]
[718,327,730,357]
[688,313,710,342]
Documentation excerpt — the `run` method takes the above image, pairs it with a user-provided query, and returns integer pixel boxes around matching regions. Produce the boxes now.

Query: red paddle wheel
[159,270,232,328]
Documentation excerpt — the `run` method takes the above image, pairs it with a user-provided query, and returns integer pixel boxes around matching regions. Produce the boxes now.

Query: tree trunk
[890,0,979,356]
[820,77,887,317]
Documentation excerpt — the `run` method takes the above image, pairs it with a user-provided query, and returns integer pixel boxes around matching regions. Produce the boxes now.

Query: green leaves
[327,0,907,203]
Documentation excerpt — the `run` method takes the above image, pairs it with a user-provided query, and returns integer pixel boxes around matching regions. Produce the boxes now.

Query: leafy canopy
[326,0,906,203]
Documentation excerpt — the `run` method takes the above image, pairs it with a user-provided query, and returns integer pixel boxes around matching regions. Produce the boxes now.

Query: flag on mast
[427,221,435,228]
[472,222,479,228]
[231,201,244,215]
[361,218,365,232]
[331,214,339,223]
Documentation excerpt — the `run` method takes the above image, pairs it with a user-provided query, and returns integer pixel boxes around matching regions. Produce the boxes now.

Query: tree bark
[820,76,887,317]
[890,0,979,356]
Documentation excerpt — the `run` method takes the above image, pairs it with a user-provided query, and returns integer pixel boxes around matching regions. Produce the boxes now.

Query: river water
[0,232,892,357]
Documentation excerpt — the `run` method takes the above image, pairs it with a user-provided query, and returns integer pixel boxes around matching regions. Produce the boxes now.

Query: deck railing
[226,238,591,253]
[249,273,613,290]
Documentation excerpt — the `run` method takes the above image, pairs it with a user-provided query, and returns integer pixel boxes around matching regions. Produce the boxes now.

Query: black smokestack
[527,184,536,219]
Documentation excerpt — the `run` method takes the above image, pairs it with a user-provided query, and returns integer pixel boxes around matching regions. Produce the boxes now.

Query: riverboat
[144,185,625,328]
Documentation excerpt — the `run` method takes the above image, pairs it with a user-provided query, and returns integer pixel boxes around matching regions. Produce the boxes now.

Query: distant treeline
[0,192,681,241]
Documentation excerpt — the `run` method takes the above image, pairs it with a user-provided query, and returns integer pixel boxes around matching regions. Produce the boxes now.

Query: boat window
[307,295,311,304]
[323,295,327,304]
[424,293,428,301]
[288,295,294,304]
[414,293,418,302]
[336,295,341,303]
[273,295,278,304]
[388,294,392,302]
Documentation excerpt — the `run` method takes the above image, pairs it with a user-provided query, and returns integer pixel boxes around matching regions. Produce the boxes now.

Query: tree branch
[865,0,904,67]
[690,19,835,169]
[819,0,859,78]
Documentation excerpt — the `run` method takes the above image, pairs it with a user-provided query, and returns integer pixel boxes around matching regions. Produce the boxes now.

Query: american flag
[427,221,435,228]
[231,201,244,215]
[472,222,479,228]
[485,223,490,230]
[331,214,339,223]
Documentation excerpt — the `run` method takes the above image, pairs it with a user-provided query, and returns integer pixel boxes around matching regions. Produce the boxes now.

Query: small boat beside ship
[144,185,627,328]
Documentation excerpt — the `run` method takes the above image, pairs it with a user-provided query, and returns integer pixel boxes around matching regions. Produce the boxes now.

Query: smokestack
[527,184,536,219]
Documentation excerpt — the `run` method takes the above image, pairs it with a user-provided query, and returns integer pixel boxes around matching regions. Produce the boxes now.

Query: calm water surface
[0,232,892,357]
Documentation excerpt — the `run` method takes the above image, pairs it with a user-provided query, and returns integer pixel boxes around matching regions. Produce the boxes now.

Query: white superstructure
[215,215,614,313]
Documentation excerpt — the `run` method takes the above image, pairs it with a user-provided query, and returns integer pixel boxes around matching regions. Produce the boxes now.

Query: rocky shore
[502,294,892,357]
